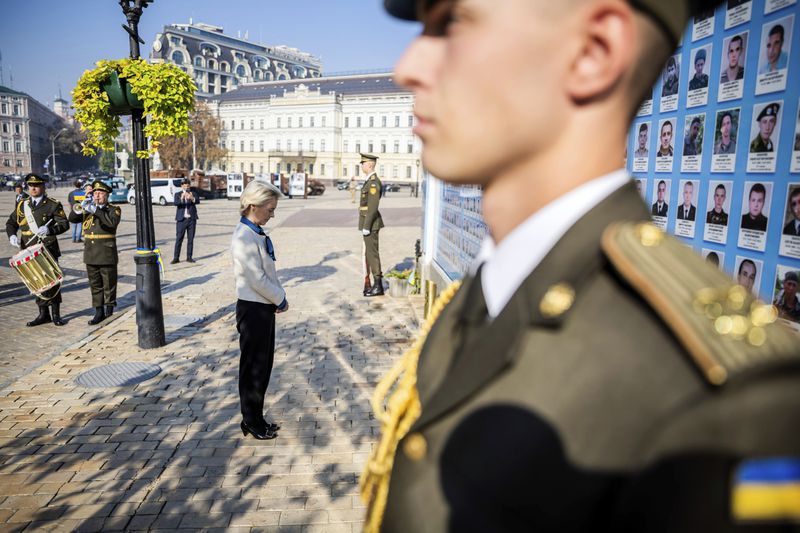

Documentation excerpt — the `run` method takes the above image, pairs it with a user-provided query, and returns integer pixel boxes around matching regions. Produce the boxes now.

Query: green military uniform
[750,103,780,153]
[706,208,729,225]
[378,184,800,531]
[5,174,69,323]
[68,181,121,324]
[358,153,385,296]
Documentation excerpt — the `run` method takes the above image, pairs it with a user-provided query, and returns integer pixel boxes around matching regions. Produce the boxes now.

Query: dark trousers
[174,218,196,260]
[364,230,382,277]
[236,299,277,430]
[86,264,118,308]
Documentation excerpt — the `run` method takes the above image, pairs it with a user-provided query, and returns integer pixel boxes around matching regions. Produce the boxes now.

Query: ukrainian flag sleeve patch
[732,458,800,523]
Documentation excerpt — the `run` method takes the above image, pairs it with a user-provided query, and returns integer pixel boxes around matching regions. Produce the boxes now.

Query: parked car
[127,178,182,205]
[336,180,350,190]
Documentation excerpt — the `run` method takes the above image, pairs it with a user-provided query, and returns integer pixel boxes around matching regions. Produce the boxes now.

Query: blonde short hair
[239,180,284,216]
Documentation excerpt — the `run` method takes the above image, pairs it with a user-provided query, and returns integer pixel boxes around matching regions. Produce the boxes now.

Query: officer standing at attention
[361,0,800,531]
[68,180,121,325]
[358,153,385,297]
[6,173,70,326]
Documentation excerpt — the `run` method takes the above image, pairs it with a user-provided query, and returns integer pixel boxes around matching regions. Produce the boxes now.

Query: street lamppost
[51,127,67,178]
[415,159,420,198]
[120,0,166,349]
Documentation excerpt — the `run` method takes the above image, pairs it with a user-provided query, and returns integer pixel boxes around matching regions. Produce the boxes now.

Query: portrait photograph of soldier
[632,121,650,172]
[792,99,800,172]
[704,180,732,245]
[675,180,699,238]
[635,178,647,200]
[651,179,670,229]
[692,9,716,41]
[725,0,753,30]
[681,114,705,173]
[688,45,712,108]
[702,248,725,269]
[747,101,782,172]
[779,183,800,259]
[660,55,681,112]
[756,14,793,94]
[735,256,762,296]
[738,181,772,252]
[712,108,739,172]
[655,119,675,173]
[773,266,800,327]
[718,32,747,101]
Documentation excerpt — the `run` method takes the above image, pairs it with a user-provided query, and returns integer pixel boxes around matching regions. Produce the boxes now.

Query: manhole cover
[164,314,204,328]
[75,363,162,388]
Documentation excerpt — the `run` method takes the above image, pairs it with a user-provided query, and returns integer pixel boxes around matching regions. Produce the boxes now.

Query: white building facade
[208,72,421,185]
[0,85,64,175]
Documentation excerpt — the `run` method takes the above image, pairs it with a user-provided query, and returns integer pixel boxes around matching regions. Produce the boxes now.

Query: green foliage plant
[385,269,412,280]
[72,58,196,158]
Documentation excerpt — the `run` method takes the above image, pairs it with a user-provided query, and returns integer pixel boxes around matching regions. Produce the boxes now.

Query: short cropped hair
[769,24,785,41]
[239,180,284,217]
[749,183,766,198]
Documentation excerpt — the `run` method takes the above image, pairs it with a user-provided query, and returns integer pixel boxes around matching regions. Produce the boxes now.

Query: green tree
[98,150,115,173]
[158,101,227,170]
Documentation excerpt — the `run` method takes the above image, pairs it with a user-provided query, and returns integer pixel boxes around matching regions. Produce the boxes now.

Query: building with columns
[0,85,64,175]
[207,71,422,185]
[149,21,322,98]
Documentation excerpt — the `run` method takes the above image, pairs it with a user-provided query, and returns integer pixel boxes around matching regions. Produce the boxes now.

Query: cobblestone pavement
[0,187,424,531]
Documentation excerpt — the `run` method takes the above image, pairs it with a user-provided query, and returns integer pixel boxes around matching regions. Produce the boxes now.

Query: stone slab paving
[0,188,423,531]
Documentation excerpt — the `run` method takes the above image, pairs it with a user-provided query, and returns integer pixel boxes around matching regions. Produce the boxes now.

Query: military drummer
[361,0,800,531]
[6,173,69,326]
[358,153,385,297]
[68,180,121,325]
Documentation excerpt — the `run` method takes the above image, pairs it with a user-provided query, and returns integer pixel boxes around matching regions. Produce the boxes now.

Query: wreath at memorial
[72,58,196,158]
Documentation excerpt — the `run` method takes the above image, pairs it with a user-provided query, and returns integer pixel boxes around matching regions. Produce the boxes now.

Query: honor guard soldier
[6,173,70,326]
[69,180,121,325]
[361,0,800,531]
[358,153,385,296]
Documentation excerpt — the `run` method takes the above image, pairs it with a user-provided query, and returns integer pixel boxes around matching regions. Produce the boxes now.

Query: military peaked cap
[360,153,379,163]
[384,0,724,45]
[24,173,46,185]
[91,180,112,193]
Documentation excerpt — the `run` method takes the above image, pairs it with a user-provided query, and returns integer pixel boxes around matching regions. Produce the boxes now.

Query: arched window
[171,51,185,65]
[194,56,203,67]
[235,64,247,77]
[207,59,217,70]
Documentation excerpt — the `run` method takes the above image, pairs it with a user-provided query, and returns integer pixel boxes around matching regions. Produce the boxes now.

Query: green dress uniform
[749,135,774,153]
[706,208,729,225]
[68,183,121,324]
[5,180,69,319]
[377,184,800,532]
[359,171,385,295]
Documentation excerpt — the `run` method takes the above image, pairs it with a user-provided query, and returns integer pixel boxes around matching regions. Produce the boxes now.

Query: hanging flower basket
[72,58,196,158]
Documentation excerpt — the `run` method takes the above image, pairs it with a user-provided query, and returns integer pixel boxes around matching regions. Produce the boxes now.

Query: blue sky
[0,0,421,108]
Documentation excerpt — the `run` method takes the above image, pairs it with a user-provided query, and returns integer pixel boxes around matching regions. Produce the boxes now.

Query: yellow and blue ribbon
[732,458,800,523]
[135,247,164,277]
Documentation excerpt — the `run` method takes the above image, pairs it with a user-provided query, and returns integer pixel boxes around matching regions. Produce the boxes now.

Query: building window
[356,117,362,128]
[231,120,235,130]
[299,117,303,128]
[15,142,22,152]
[2,159,9,166]
[240,162,244,172]
[309,140,315,151]
[344,117,349,128]
[309,163,314,174]
[250,162,254,173]
[287,140,292,151]
[240,120,244,129]
[0,104,6,114]
[276,140,281,150]
[249,141,254,152]
[343,141,349,152]
[321,140,326,151]
[408,115,413,127]
[2,141,9,152]
[368,143,374,153]
[310,117,315,127]
[171,51,185,65]
[407,142,414,153]
[230,140,235,151]
[236,64,247,77]
[260,164,264,173]
[394,141,400,153]
[288,117,292,128]
[250,120,254,129]
[382,116,387,128]
[259,140,264,152]
[381,142,386,153]
[379,165,385,176]
[393,165,399,177]
[287,163,292,173]
[298,140,303,151]
[12,105,19,116]
[1,123,7,133]
[240,141,245,151]
[406,166,412,179]
[355,143,361,153]
[394,115,400,127]
[16,159,23,167]
[15,124,21,134]
[170,36,181,46]
[277,117,282,128]
[321,116,326,127]
[321,163,326,175]
[194,56,203,67]
[260,119,264,129]
[369,117,374,128]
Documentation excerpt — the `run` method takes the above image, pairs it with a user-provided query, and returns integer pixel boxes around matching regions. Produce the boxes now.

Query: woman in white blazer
[231,180,288,440]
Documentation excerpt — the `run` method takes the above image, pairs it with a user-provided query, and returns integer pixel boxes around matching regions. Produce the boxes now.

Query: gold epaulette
[602,222,798,386]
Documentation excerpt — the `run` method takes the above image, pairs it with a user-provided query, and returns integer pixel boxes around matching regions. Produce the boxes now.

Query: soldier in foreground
[361,0,800,531]
[6,174,69,326]
[69,180,122,325]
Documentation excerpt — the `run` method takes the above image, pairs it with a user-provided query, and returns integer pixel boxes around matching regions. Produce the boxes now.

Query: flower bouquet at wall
[72,58,196,158]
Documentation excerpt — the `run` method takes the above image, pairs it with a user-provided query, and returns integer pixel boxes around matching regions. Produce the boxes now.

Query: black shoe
[51,303,66,326]
[88,307,106,325]
[26,307,51,327]
[366,278,385,297]
[76,239,83,243]
[186,258,196,263]
[267,422,281,431]
[363,276,372,296]
[105,305,114,318]
[170,258,180,264]
[240,421,277,440]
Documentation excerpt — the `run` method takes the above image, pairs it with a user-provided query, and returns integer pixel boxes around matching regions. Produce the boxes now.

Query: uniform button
[539,283,575,318]
[403,432,427,462]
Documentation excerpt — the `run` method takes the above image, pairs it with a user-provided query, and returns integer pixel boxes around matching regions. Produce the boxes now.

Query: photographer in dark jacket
[171,178,199,264]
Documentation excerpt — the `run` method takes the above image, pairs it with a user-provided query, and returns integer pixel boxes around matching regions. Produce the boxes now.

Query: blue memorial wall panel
[627,0,800,328]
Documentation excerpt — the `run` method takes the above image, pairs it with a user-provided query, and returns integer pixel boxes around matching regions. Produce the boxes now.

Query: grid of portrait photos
[435,184,488,280]
[628,0,800,330]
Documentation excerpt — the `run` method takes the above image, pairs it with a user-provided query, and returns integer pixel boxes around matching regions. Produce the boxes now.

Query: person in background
[13,183,27,204]
[231,180,288,441]
[172,178,199,264]
[68,180,121,325]
[359,153,385,297]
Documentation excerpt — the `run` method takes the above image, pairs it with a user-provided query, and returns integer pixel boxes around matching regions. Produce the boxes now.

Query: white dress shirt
[474,169,631,318]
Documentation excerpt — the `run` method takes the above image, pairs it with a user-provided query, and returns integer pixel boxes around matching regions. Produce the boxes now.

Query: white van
[127,178,182,206]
